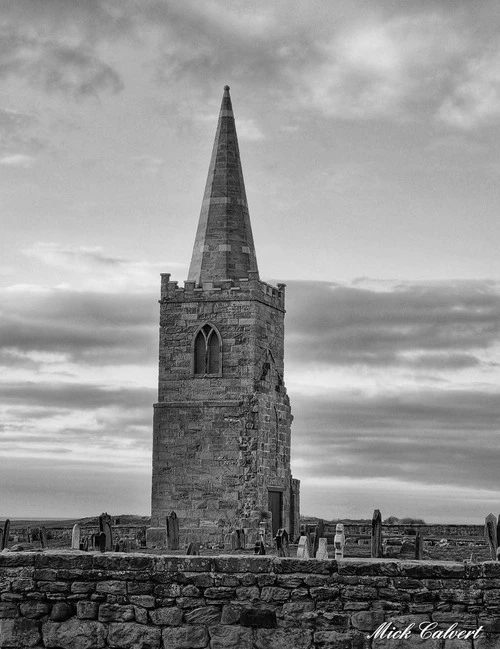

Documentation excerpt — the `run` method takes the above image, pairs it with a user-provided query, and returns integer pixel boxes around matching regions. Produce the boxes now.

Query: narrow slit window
[194,324,220,375]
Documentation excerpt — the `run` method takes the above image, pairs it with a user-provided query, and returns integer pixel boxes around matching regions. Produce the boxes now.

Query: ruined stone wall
[1,552,500,648]
[151,275,295,544]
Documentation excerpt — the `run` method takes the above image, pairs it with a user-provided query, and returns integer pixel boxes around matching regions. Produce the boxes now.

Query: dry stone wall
[1,551,500,648]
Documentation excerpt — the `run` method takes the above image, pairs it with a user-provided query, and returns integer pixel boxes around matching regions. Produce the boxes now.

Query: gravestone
[98,532,106,553]
[2,520,10,550]
[316,537,328,560]
[103,521,113,552]
[166,511,179,550]
[187,542,200,555]
[485,513,497,560]
[297,535,311,559]
[415,530,423,560]
[71,524,81,550]
[334,523,345,560]
[39,526,47,549]
[371,509,383,558]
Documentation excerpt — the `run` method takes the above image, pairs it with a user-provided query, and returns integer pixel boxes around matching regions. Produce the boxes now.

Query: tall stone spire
[187,85,259,285]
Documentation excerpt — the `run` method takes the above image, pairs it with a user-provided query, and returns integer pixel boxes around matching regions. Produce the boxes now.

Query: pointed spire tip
[224,85,230,91]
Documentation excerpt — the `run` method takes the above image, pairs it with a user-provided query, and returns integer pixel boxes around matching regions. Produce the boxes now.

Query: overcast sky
[1,0,500,523]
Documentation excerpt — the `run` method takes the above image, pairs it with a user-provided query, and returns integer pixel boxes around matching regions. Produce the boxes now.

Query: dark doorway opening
[268,489,283,537]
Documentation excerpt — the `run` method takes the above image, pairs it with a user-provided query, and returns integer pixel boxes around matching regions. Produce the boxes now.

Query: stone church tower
[150,86,299,546]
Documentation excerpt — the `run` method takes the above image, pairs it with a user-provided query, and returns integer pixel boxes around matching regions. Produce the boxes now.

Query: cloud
[22,242,178,292]
[284,279,500,369]
[0,286,158,366]
[0,0,128,98]
[0,153,35,167]
[292,387,500,493]
[437,48,500,129]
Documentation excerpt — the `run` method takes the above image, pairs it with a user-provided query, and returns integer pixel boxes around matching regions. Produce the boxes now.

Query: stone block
[19,601,50,619]
[0,618,40,648]
[0,602,19,618]
[108,622,161,648]
[209,624,252,649]
[350,610,385,631]
[184,606,221,625]
[77,601,98,620]
[255,628,313,649]
[313,630,360,649]
[134,606,148,624]
[49,602,73,622]
[149,606,183,626]
[162,625,209,648]
[42,619,106,649]
[71,581,96,594]
[98,603,135,622]
[95,580,127,595]
[475,634,500,649]
[129,595,155,608]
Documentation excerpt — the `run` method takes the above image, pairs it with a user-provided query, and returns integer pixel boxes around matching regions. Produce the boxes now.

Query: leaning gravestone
[297,535,311,559]
[2,520,10,550]
[166,511,179,550]
[71,524,81,550]
[485,513,497,560]
[316,537,329,560]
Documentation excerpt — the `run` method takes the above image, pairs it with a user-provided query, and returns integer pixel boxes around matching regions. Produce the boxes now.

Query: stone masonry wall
[1,552,500,649]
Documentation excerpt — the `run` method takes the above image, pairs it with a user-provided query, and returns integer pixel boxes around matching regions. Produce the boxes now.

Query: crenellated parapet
[160,272,286,312]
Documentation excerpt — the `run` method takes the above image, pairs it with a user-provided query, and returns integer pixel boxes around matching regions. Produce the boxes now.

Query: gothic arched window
[193,324,221,375]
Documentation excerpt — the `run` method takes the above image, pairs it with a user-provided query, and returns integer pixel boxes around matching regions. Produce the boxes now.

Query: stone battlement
[160,272,286,312]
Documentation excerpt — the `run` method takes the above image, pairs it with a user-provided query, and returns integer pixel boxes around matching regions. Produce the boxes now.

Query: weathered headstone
[71,524,81,550]
[485,513,497,560]
[415,530,423,560]
[98,532,106,553]
[334,523,345,560]
[297,535,311,559]
[186,542,200,555]
[166,511,179,550]
[316,537,329,560]
[2,519,10,550]
[230,530,239,551]
[275,528,290,557]
[39,526,47,549]
[371,509,383,558]
[103,521,113,552]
